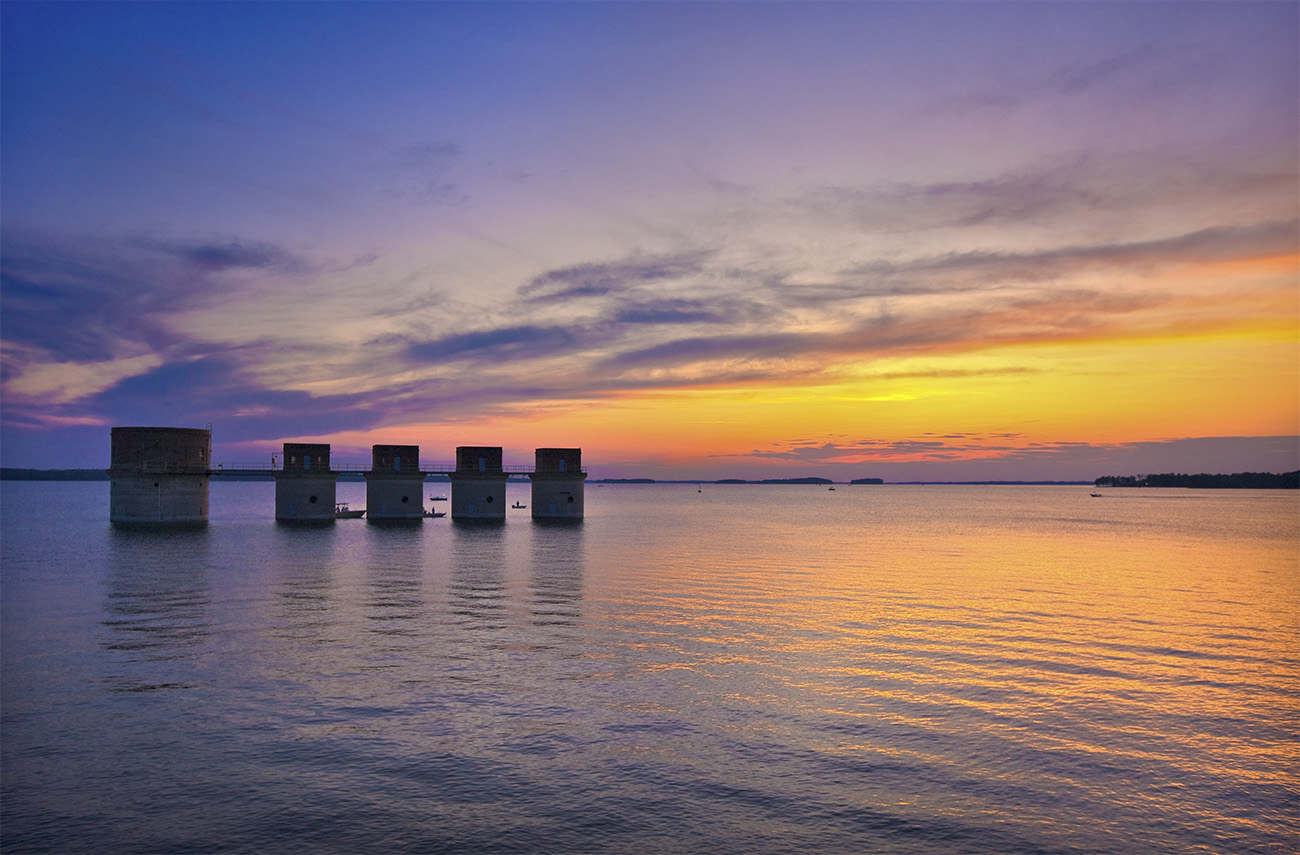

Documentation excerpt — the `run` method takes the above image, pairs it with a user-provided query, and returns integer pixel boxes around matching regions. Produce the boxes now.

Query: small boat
[429,495,448,502]
[512,501,526,509]
[425,510,447,518]
[1090,492,1102,497]
[828,487,836,491]
[335,503,365,519]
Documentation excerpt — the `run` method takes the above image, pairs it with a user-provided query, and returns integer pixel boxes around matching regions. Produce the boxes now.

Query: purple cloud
[519,252,711,303]
[405,324,599,364]
[159,239,298,273]
[87,355,381,442]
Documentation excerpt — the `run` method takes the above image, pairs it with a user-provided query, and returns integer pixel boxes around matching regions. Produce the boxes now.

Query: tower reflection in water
[102,528,212,693]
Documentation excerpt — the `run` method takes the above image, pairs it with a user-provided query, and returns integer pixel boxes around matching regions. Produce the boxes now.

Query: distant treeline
[1,468,109,481]
[1095,471,1299,489]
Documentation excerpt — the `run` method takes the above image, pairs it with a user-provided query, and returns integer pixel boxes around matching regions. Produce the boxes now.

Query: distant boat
[429,495,447,502]
[425,509,447,518]
[828,487,836,491]
[512,501,526,509]
[335,503,365,519]
[1090,492,1102,497]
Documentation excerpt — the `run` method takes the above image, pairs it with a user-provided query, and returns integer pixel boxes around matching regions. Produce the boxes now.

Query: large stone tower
[109,426,211,527]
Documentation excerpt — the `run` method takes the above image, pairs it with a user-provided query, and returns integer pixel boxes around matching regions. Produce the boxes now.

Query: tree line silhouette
[1094,471,1299,489]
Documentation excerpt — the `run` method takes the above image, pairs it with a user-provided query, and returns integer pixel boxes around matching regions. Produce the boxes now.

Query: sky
[1,1,1297,481]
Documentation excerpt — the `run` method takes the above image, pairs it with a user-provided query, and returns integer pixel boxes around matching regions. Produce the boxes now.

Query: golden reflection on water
[583,486,1297,845]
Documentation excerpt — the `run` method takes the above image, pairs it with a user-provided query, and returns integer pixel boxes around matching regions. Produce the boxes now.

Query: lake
[2,481,1296,854]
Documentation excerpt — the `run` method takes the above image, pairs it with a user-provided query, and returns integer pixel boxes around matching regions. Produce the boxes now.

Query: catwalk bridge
[209,461,577,477]
[108,427,587,526]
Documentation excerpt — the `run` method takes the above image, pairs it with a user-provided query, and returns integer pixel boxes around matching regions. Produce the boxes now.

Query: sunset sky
[2,1,1297,481]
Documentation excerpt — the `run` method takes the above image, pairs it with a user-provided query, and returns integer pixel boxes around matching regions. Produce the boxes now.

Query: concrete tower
[529,448,586,520]
[275,443,337,522]
[109,427,211,527]
[365,444,424,521]
[450,446,507,521]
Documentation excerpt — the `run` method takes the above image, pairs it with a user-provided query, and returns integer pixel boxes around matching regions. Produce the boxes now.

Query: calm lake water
[2,481,1297,854]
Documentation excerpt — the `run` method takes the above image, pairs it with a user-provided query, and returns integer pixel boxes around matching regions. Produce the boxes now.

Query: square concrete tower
[450,446,507,520]
[366,444,424,520]
[530,448,585,520]
[276,443,336,522]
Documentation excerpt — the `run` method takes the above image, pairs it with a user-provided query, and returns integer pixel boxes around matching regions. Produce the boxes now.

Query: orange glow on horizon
[272,326,1296,472]
[247,246,1298,474]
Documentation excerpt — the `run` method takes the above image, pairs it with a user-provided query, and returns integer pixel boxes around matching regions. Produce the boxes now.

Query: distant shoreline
[3,468,1296,488]
[0,469,1082,485]
[1094,471,1299,489]
[1,468,111,481]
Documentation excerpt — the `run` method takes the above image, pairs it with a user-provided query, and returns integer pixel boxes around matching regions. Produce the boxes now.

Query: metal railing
[112,461,211,474]
[211,462,585,475]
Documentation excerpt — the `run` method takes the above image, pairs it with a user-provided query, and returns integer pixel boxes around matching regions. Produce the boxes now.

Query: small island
[756,477,835,485]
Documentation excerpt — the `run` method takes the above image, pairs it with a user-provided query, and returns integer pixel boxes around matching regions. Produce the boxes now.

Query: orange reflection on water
[586,485,1298,847]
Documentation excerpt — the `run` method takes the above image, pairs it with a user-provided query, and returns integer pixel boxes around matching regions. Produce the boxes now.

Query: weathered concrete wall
[110,426,211,471]
[455,446,503,474]
[275,475,337,521]
[366,477,425,519]
[532,447,581,475]
[371,444,421,474]
[530,479,584,519]
[282,443,331,472]
[450,475,507,520]
[110,473,210,526]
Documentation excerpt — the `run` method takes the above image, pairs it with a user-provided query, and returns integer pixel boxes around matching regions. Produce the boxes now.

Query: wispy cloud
[380,141,466,206]
[405,324,601,364]
[797,157,1298,240]
[518,252,712,303]
[0,231,290,363]
[612,301,730,325]
[87,354,382,442]
[152,239,300,273]
[723,434,1300,480]
[935,42,1165,115]
[600,287,1168,374]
